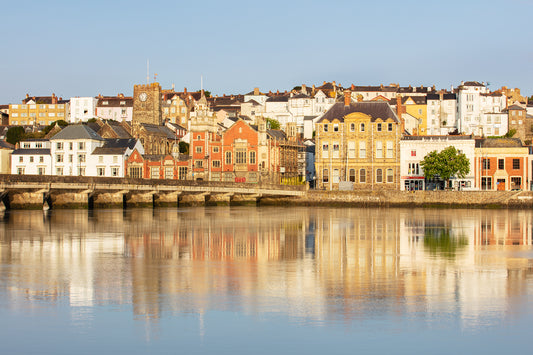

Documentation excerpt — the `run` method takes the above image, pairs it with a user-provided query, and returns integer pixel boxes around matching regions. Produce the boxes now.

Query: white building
[69,97,98,123]
[426,93,457,135]
[11,139,52,175]
[399,135,476,191]
[95,95,133,122]
[456,81,507,136]
[88,138,143,177]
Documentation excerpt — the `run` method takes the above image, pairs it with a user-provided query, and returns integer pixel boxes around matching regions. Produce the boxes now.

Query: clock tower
[133,82,162,125]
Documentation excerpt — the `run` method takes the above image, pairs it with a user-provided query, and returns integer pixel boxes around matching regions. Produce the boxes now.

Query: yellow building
[315,94,401,190]
[400,96,427,135]
[161,92,190,127]
[9,93,69,126]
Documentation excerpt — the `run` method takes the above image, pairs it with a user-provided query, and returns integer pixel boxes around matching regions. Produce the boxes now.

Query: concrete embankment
[260,190,533,209]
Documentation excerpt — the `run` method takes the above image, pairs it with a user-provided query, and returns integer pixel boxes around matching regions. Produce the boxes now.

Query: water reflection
[1,207,533,333]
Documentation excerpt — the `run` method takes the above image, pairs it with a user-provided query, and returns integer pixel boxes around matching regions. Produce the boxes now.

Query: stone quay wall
[261,190,533,208]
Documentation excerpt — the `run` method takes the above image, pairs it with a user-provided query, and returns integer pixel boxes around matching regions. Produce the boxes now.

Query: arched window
[350,123,355,132]
[349,169,356,182]
[376,169,383,183]
[359,169,366,183]
[386,168,394,183]
[360,123,365,132]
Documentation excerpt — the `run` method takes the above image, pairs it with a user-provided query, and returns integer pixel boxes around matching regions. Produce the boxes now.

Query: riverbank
[260,190,533,208]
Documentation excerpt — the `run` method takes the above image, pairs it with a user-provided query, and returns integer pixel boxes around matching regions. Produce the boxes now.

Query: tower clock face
[139,92,148,102]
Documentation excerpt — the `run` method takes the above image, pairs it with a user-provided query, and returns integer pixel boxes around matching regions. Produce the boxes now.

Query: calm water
[1,206,532,354]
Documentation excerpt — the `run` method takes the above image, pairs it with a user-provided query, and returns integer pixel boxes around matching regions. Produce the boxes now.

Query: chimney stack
[254,87,259,95]
[52,93,57,104]
[344,89,351,106]
[301,84,306,93]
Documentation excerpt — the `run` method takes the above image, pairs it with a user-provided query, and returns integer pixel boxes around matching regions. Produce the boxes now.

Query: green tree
[420,146,470,188]
[504,128,516,138]
[179,141,189,154]
[266,118,280,130]
[6,126,26,145]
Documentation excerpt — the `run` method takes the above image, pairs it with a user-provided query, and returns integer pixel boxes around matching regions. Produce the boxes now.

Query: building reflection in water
[1,207,533,331]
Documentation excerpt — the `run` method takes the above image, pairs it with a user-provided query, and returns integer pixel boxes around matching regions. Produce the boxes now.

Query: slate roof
[462,81,484,87]
[402,135,474,141]
[96,97,133,107]
[0,140,15,149]
[402,96,426,105]
[475,138,524,148]
[267,129,287,140]
[50,124,104,141]
[140,123,177,139]
[266,95,289,102]
[508,104,526,110]
[91,138,137,154]
[317,102,399,123]
[12,148,50,155]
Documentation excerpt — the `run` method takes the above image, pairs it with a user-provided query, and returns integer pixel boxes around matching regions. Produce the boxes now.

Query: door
[497,179,506,191]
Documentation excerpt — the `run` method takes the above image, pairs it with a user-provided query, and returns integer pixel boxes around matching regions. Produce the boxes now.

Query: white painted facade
[87,140,143,178]
[426,94,458,135]
[50,137,104,176]
[399,136,476,191]
[11,140,52,175]
[456,82,507,136]
[70,97,98,123]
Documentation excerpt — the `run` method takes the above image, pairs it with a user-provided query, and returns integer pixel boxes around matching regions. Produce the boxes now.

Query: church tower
[133,82,162,125]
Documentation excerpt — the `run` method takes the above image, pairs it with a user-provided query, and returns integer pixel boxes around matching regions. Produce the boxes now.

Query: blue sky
[1,0,532,104]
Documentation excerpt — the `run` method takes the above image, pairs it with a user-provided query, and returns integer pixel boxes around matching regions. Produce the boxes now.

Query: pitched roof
[317,102,399,123]
[0,140,15,149]
[11,148,50,155]
[92,138,137,155]
[50,124,104,141]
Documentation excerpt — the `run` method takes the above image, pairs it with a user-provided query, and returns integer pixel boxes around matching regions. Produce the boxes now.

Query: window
[481,177,492,190]
[359,141,366,158]
[179,167,188,180]
[213,147,219,153]
[249,151,256,165]
[212,160,221,168]
[78,167,85,176]
[388,123,393,131]
[376,141,383,158]
[513,159,520,170]
[99,156,104,163]
[97,167,105,176]
[482,158,490,170]
[151,167,160,179]
[349,169,356,182]
[376,169,383,183]
[386,169,394,183]
[333,143,340,158]
[56,154,63,163]
[408,163,420,175]
[236,149,247,164]
[38,167,45,175]
[111,167,119,177]
[17,167,24,175]
[164,167,173,179]
[350,123,355,132]
[69,154,73,163]
[29,156,33,163]
[78,154,86,163]
[39,156,44,163]
[196,146,202,154]
[323,169,329,183]
[323,124,328,132]
[129,167,142,179]
[69,142,73,150]
[360,123,365,132]
[348,141,355,159]
[411,150,416,157]
[195,160,203,168]
[18,156,23,163]
[56,142,63,150]
[377,123,382,132]
[498,159,504,170]
[359,169,366,183]
[333,124,339,132]
[56,167,63,176]
[225,152,232,164]
[78,142,85,150]
[322,143,329,159]
[386,141,393,158]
